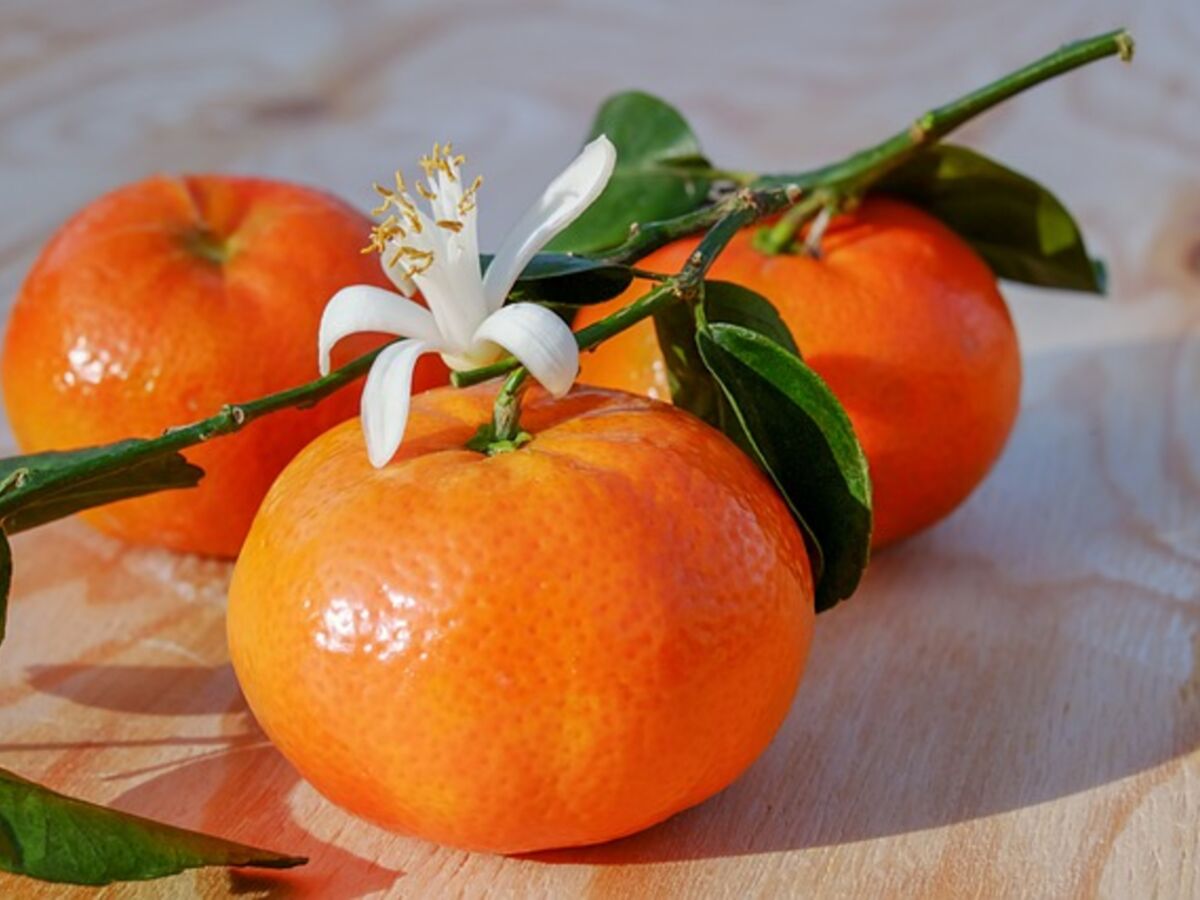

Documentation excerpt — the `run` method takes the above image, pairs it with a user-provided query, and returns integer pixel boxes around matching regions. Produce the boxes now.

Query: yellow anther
[458,174,483,216]
[385,245,435,275]
[364,143,474,258]
[418,141,465,184]
[371,169,418,217]
[362,215,407,256]
[419,142,440,179]
[370,183,395,217]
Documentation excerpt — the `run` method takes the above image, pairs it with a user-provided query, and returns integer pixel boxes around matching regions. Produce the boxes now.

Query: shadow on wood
[532,335,1200,863]
[25,664,241,716]
[107,726,405,897]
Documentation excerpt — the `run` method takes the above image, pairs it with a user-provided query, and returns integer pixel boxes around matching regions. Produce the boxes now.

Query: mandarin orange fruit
[2,174,447,557]
[576,197,1021,548]
[227,383,814,853]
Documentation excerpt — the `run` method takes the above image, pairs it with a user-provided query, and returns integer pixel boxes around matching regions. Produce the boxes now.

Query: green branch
[0,348,384,523]
[605,28,1134,261]
[452,26,1132,388]
[0,28,1133,523]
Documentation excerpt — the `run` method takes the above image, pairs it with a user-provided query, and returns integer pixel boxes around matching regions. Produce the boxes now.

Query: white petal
[399,201,488,352]
[470,303,579,397]
[381,254,418,297]
[360,339,431,468]
[433,167,464,223]
[481,135,616,312]
[411,251,488,353]
[318,286,441,376]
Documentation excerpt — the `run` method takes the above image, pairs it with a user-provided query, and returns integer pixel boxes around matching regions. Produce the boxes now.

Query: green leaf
[654,298,738,434]
[652,282,869,608]
[0,534,9,647]
[654,281,800,433]
[0,767,304,885]
[546,91,713,255]
[0,443,203,535]
[487,252,634,306]
[874,143,1105,293]
[703,281,800,356]
[696,323,871,611]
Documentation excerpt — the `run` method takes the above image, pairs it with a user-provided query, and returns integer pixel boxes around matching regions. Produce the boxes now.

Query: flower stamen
[419,141,464,183]
[370,170,425,232]
[458,175,484,216]
[362,216,406,255]
[364,145,478,273]
[386,245,435,275]
[322,134,615,467]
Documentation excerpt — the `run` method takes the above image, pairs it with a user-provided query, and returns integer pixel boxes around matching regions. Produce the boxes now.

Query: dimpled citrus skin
[576,197,1021,548]
[2,174,447,557]
[227,383,814,854]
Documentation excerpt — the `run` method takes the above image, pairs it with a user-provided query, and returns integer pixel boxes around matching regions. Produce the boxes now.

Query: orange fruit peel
[228,383,815,854]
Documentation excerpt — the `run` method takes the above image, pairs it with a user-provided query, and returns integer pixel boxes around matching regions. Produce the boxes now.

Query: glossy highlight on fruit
[576,197,1021,547]
[2,174,448,557]
[228,384,814,854]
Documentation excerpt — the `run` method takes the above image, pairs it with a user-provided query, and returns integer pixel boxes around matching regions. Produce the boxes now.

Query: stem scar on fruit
[317,137,617,466]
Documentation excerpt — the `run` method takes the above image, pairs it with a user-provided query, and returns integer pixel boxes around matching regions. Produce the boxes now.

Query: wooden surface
[1,1,1198,896]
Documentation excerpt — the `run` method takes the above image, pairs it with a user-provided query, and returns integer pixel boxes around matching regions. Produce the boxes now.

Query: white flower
[319,136,616,467]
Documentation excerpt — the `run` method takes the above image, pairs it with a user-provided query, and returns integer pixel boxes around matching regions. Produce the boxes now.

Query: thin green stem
[753,192,826,256]
[574,282,679,356]
[602,29,1133,265]
[598,202,731,269]
[0,347,385,520]
[456,194,772,392]
[0,29,1133,510]
[756,28,1134,195]
[454,28,1131,391]
[492,368,530,442]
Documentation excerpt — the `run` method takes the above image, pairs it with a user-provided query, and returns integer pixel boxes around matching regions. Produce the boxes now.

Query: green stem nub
[752,193,829,257]
[465,423,532,455]
[185,228,231,264]
[466,369,532,456]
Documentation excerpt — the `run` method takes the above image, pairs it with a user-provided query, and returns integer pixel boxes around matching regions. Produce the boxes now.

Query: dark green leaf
[653,283,839,595]
[875,143,1105,293]
[0,534,9,647]
[703,281,800,356]
[653,298,737,432]
[697,323,871,611]
[486,252,634,306]
[0,444,203,535]
[0,767,304,885]
[653,281,800,434]
[547,91,713,255]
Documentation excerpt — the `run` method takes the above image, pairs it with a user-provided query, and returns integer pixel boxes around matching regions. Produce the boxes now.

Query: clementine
[227,383,813,853]
[2,174,447,557]
[576,197,1021,547]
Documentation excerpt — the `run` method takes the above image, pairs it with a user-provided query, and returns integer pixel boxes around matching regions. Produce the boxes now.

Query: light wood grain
[0,0,1198,897]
